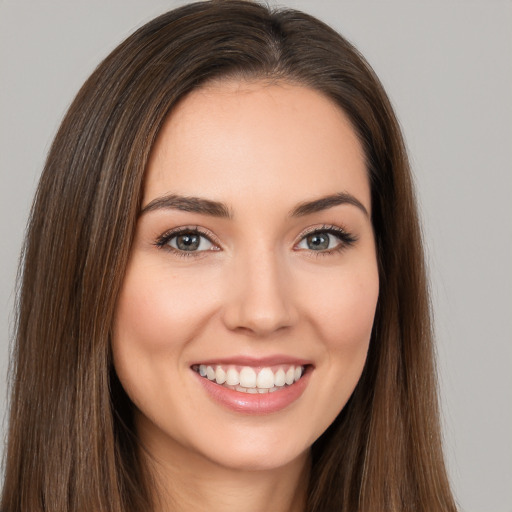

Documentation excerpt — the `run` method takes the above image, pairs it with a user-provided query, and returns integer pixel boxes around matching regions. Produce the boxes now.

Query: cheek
[326,280,377,383]
[332,280,377,347]
[110,261,222,410]
[315,266,378,405]
[303,263,379,351]
[291,260,379,445]
[113,263,218,356]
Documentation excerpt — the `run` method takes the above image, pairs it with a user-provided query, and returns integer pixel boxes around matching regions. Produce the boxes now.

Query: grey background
[1,1,511,511]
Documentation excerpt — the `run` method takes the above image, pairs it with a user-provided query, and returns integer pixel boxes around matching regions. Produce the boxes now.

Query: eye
[169,232,213,251]
[156,228,217,254]
[296,226,356,253]
[302,232,333,250]
[297,232,339,251]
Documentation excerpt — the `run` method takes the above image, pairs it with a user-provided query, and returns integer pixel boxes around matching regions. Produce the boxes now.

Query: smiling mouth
[191,364,306,394]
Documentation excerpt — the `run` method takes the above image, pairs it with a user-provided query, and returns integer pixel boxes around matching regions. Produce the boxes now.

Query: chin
[200,440,310,473]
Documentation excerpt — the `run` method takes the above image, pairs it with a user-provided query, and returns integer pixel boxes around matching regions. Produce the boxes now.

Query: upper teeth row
[197,365,304,389]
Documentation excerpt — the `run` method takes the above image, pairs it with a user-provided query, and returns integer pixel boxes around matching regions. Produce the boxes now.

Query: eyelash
[154,226,219,258]
[154,224,357,258]
[296,224,358,257]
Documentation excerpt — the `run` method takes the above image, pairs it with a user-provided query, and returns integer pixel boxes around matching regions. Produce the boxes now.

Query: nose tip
[221,254,298,337]
[226,301,294,337]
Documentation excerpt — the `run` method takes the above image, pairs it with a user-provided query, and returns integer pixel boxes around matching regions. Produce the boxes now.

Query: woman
[1,1,458,511]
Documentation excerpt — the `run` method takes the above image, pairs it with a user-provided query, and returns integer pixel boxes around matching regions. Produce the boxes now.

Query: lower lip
[194,367,311,415]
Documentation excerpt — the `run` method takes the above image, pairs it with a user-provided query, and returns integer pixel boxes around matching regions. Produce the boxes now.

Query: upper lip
[190,355,313,368]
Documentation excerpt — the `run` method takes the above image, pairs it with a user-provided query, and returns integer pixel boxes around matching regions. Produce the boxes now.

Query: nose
[221,249,298,337]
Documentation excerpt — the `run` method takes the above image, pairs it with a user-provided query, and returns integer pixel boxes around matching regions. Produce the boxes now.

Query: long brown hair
[2,1,457,511]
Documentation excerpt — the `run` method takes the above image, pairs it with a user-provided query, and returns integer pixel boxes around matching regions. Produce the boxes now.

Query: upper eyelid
[155,223,356,249]
[294,224,358,249]
[156,226,221,248]
[296,224,353,239]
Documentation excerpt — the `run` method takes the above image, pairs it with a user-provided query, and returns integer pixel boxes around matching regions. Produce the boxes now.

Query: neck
[141,435,310,512]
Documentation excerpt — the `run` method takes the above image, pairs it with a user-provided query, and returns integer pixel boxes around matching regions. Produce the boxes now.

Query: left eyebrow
[140,194,232,218]
[290,192,369,218]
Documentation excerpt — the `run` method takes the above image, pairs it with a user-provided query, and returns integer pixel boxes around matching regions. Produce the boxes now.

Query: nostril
[222,302,297,336]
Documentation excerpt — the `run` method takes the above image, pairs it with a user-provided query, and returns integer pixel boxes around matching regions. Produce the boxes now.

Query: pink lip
[193,365,312,415]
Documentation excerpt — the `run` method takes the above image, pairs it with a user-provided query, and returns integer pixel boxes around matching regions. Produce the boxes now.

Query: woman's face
[112,81,379,472]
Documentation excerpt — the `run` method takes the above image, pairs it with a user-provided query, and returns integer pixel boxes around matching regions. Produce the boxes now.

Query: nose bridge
[222,244,297,336]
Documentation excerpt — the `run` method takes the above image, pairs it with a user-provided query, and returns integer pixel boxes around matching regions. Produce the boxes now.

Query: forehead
[144,80,370,214]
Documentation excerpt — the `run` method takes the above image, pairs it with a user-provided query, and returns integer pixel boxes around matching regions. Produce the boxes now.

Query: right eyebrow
[140,194,232,219]
[290,192,369,218]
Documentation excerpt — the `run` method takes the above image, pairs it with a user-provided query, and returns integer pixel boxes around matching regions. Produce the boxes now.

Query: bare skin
[112,80,379,511]
[145,434,310,512]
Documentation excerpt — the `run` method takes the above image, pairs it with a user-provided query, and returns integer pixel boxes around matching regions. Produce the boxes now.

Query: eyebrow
[140,191,368,219]
[290,192,368,217]
[140,194,232,218]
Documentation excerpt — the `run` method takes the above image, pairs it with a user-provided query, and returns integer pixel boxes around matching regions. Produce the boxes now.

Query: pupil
[307,233,329,250]
[177,233,200,251]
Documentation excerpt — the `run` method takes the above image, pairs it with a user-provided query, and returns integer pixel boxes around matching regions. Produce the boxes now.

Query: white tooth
[247,387,258,394]
[285,367,295,385]
[226,368,240,386]
[258,388,269,394]
[199,365,207,377]
[274,368,286,387]
[256,367,275,389]
[239,367,257,388]
[206,366,215,380]
[269,386,279,392]
[215,366,226,384]
[294,366,303,382]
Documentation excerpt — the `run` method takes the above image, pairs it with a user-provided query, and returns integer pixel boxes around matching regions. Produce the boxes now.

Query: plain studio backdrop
[1,1,511,511]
